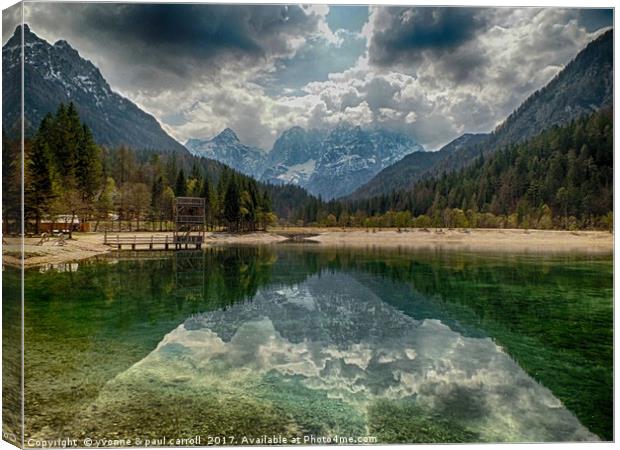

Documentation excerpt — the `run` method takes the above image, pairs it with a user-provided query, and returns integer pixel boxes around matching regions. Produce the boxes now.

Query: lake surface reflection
[10,246,612,444]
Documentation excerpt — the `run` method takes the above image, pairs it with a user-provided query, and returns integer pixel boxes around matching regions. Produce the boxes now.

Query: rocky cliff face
[187,124,424,200]
[2,25,186,153]
[185,128,266,178]
[349,29,613,200]
[307,125,424,199]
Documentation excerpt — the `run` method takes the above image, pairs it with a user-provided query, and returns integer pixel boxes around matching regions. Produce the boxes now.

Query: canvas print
[1,2,614,447]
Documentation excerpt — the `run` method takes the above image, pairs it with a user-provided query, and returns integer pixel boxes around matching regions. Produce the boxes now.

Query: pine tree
[243,179,259,231]
[55,102,82,184]
[25,131,54,233]
[175,169,187,197]
[223,175,241,231]
[151,176,164,229]
[201,176,213,229]
[48,103,67,168]
[76,124,103,201]
[2,133,21,233]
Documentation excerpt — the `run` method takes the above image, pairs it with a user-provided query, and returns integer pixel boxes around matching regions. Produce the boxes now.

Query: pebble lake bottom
[3,245,613,445]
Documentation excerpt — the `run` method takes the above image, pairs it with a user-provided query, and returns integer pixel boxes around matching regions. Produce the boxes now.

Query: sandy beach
[303,228,614,253]
[2,228,613,268]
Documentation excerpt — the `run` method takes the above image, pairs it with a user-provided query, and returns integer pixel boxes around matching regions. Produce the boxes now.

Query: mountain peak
[333,120,355,130]
[214,128,240,142]
[184,138,202,147]
[2,25,186,153]
[13,23,30,34]
[6,23,37,47]
[282,125,306,135]
[350,29,612,201]
[53,39,71,48]
[20,23,40,41]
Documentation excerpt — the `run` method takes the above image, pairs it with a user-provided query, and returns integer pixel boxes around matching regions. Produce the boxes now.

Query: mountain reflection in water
[15,247,611,443]
[78,272,597,443]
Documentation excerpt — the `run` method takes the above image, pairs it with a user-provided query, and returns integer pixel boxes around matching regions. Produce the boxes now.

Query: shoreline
[2,228,613,268]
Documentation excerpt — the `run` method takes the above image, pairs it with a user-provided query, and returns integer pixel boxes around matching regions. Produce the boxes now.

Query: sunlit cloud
[16,4,613,150]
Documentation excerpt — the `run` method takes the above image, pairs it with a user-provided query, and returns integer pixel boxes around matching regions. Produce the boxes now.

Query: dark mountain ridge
[348,133,488,200]
[2,24,187,153]
[186,122,425,200]
[350,28,613,200]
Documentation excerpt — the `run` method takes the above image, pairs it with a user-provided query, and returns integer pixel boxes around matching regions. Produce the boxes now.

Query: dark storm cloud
[25,3,323,90]
[15,4,614,151]
[367,6,613,85]
[76,4,311,59]
[434,46,489,84]
[369,7,489,67]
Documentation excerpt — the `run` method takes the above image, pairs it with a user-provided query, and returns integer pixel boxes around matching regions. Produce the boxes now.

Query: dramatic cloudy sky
[3,4,613,149]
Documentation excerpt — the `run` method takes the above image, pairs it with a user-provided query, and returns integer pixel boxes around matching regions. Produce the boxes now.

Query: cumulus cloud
[144,7,613,150]
[368,7,490,68]
[23,3,330,93]
[15,5,613,150]
[276,7,610,149]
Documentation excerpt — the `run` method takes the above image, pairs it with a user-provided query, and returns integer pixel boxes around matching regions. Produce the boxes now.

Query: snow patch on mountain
[184,129,266,178]
[185,124,425,200]
[2,24,186,152]
[275,159,316,184]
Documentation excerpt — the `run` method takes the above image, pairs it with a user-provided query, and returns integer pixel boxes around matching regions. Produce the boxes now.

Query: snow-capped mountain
[261,126,325,186]
[4,24,424,195]
[185,128,267,179]
[2,24,186,153]
[308,124,424,199]
[186,124,424,200]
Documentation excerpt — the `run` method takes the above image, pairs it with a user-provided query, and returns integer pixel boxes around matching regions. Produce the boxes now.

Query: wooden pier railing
[103,232,204,250]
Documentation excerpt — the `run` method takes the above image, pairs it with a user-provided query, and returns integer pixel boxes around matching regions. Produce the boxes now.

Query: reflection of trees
[20,247,285,440]
[2,270,22,446]
[24,247,290,336]
[276,247,612,440]
[18,247,612,440]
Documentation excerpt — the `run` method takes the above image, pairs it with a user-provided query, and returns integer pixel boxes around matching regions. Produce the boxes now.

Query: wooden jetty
[104,233,204,250]
[104,196,207,251]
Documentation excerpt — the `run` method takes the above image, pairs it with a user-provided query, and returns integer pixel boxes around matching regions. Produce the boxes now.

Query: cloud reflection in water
[97,273,598,442]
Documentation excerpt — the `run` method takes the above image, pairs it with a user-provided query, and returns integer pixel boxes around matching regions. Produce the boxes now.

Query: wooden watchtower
[173,197,206,249]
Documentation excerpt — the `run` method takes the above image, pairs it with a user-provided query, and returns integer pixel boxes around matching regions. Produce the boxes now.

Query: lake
[4,245,613,444]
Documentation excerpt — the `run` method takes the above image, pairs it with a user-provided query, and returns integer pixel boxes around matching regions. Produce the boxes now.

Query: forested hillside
[3,103,278,234]
[3,102,612,233]
[430,29,613,180]
[349,133,488,200]
[3,25,187,153]
[350,29,613,200]
[286,109,613,230]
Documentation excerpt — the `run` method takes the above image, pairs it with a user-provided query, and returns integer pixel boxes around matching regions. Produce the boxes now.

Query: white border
[0,2,615,450]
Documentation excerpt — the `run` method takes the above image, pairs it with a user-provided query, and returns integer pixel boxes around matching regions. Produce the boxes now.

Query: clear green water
[5,246,613,444]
